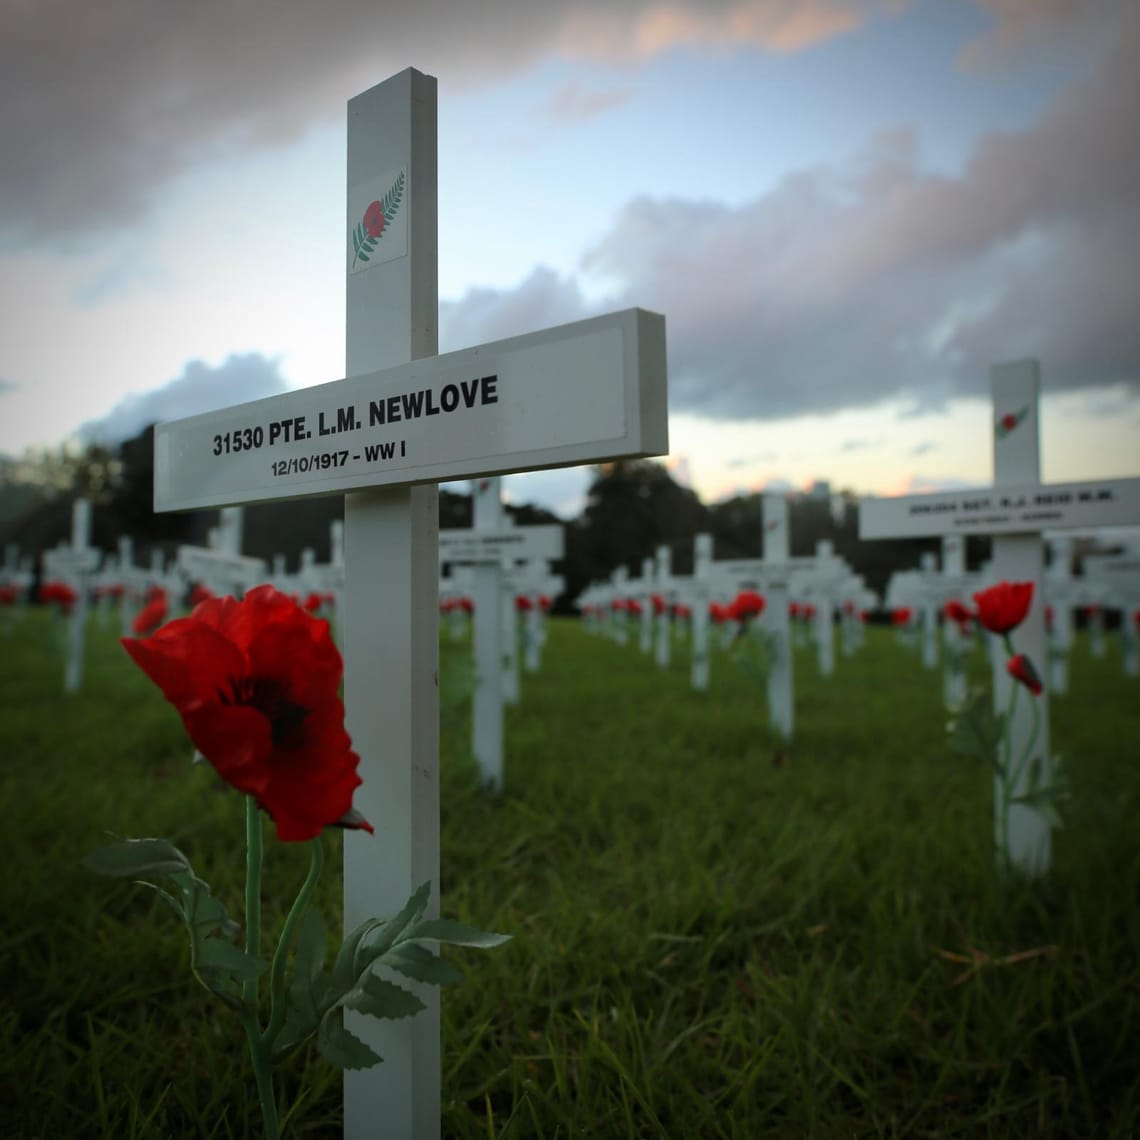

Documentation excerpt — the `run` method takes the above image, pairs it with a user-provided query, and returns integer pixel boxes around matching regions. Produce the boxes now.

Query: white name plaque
[155,309,666,512]
[438,526,564,564]
[860,478,1140,540]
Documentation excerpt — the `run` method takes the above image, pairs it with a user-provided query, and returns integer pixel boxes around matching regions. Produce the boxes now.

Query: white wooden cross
[653,544,672,668]
[152,68,667,1138]
[861,359,1140,876]
[41,498,101,693]
[438,486,564,788]
[1081,550,1140,678]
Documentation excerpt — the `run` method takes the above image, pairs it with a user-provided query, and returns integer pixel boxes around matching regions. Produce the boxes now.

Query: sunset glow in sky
[1,0,1137,516]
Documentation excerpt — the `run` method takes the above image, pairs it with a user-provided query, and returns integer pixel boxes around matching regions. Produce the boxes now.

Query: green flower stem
[264,836,324,1052]
[245,797,263,1012]
[242,797,279,1140]
[998,635,1018,873]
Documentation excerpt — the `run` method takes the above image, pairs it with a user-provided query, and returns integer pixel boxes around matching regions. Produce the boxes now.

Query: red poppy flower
[0,584,17,605]
[538,595,552,611]
[363,200,385,239]
[459,597,474,614]
[515,594,533,613]
[673,603,692,620]
[730,591,766,621]
[626,598,643,617]
[1006,654,1043,696]
[788,602,800,618]
[121,585,369,843]
[891,606,912,626]
[802,603,816,621]
[189,584,216,606]
[40,580,79,614]
[132,589,169,636]
[107,583,125,600]
[1044,603,1054,633]
[972,581,1033,635]
[943,599,973,634]
[651,594,667,616]
[303,592,324,613]
[842,600,855,616]
[708,602,728,623]
[1134,609,1140,632]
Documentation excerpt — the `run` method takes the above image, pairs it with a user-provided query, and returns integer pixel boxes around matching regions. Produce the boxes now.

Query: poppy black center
[222,675,308,750]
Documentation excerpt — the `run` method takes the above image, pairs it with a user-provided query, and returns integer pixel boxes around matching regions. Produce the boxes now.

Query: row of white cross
[18,66,1135,1138]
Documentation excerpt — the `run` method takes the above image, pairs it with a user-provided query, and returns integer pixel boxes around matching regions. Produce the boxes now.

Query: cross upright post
[341,69,441,1138]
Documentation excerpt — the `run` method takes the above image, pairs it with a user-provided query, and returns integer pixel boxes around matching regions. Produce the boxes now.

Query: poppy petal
[122,621,246,715]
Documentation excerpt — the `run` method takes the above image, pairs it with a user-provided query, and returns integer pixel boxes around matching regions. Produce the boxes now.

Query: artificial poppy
[708,602,728,624]
[972,581,1033,635]
[1006,654,1043,696]
[459,597,474,614]
[515,594,533,613]
[40,580,79,614]
[303,592,324,613]
[788,602,800,619]
[673,603,692,620]
[651,594,667,617]
[730,591,765,621]
[891,606,913,626]
[132,588,168,636]
[626,599,643,617]
[189,584,216,606]
[943,599,973,633]
[538,595,552,611]
[0,584,18,605]
[121,585,370,843]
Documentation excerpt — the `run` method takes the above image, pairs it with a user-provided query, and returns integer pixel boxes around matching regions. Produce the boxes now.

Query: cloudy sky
[1,0,1137,517]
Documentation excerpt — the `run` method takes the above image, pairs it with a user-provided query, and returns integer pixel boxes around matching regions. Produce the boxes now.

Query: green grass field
[2,612,1138,1138]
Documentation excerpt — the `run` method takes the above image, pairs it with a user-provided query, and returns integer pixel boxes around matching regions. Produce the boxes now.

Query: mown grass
[1,610,1138,1138]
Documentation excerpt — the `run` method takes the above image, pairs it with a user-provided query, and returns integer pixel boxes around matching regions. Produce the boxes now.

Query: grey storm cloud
[79,354,289,444]
[0,0,881,247]
[437,5,1139,421]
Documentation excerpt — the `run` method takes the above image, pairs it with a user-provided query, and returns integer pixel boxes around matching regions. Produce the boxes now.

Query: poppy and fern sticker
[995,406,1029,439]
[348,167,407,273]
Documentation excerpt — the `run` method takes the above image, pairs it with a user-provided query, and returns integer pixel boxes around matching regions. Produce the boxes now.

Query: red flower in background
[363,200,385,239]
[515,594,533,613]
[40,580,79,614]
[121,585,369,843]
[708,602,728,624]
[538,595,552,611]
[651,594,667,616]
[802,603,816,621]
[459,597,474,614]
[1134,610,1140,632]
[0,584,18,605]
[189,584,216,607]
[1000,413,1018,433]
[891,607,912,626]
[626,598,643,617]
[730,591,766,621]
[132,588,168,636]
[303,592,324,613]
[1006,654,1043,696]
[788,602,800,619]
[673,603,692,620]
[1044,603,1054,632]
[842,601,855,616]
[943,599,973,633]
[972,581,1033,635]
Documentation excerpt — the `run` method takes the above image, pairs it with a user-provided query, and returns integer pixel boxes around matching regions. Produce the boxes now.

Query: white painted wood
[654,545,672,668]
[342,68,441,1140]
[691,534,712,691]
[861,476,1140,540]
[763,495,794,741]
[639,557,654,653]
[154,309,667,513]
[65,499,93,694]
[472,477,504,790]
[988,361,1050,875]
